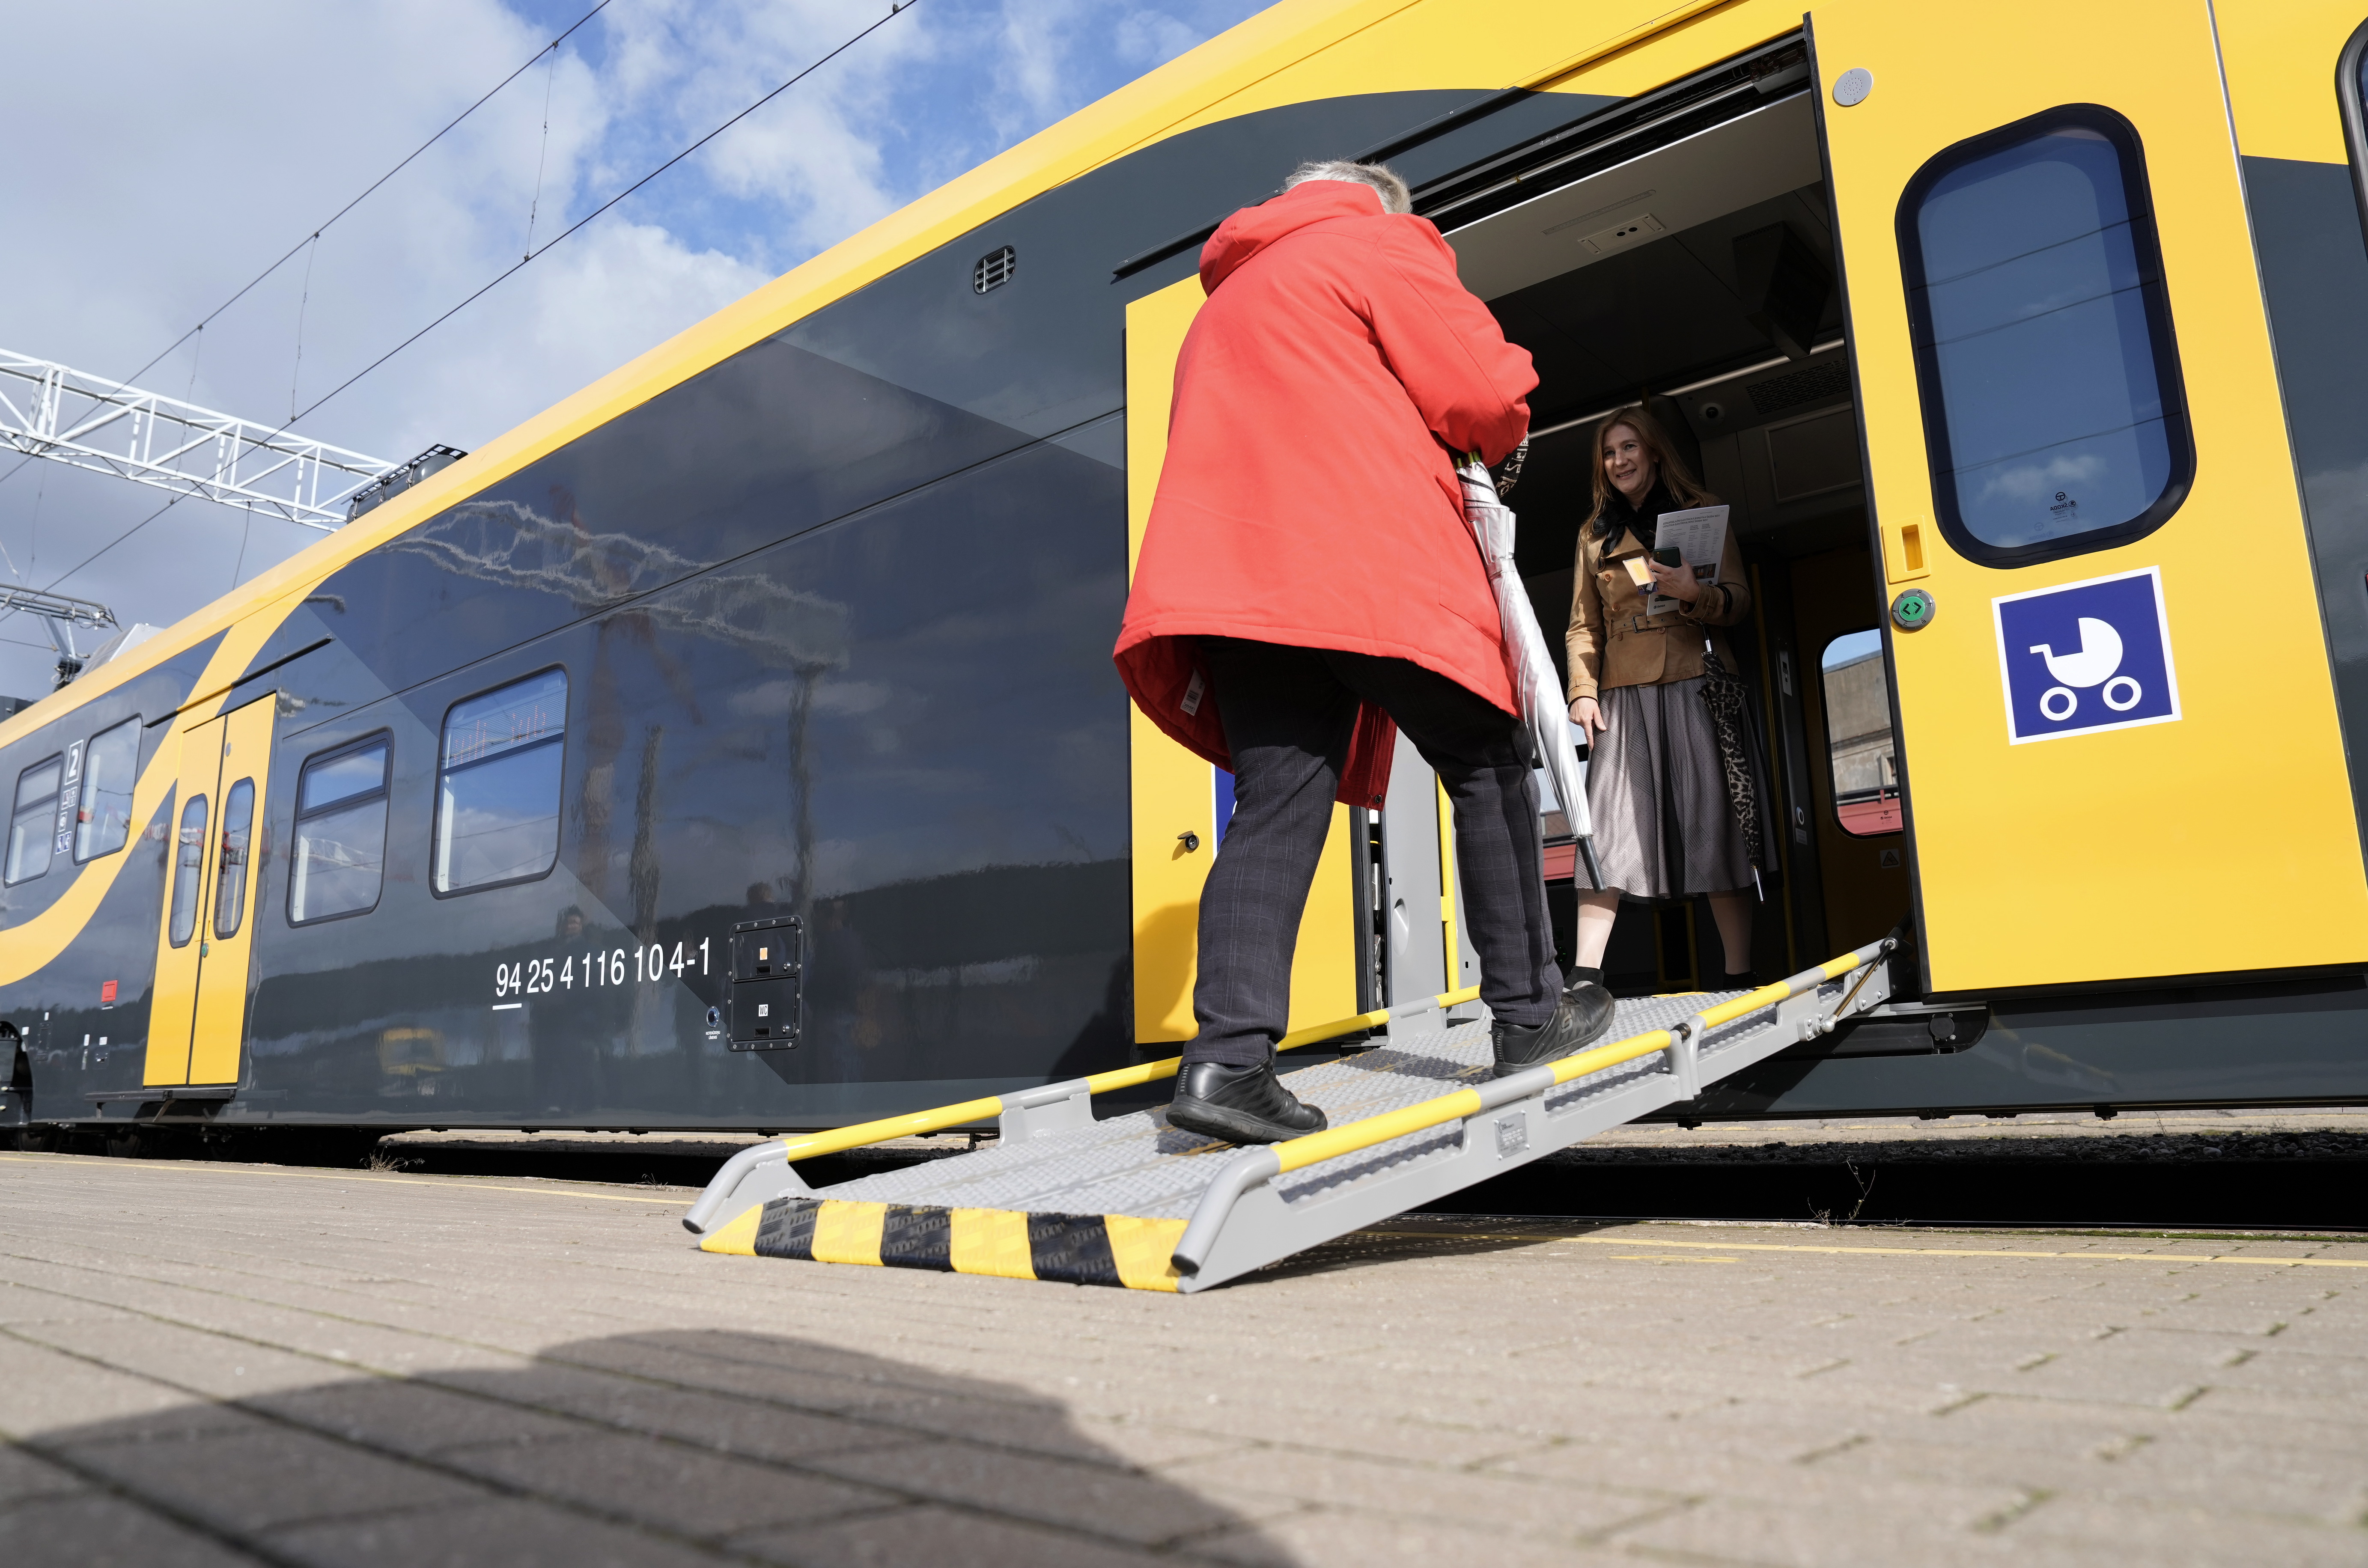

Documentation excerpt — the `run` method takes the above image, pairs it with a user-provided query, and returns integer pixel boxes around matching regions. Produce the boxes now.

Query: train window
[1898,105,2191,565]
[1821,631,1900,837]
[5,756,61,885]
[290,737,391,925]
[2346,20,2368,242]
[168,792,208,947]
[74,717,140,861]
[212,779,255,938]
[434,668,566,895]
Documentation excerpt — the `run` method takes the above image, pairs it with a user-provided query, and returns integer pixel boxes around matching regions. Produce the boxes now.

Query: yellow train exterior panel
[1813,1,2368,991]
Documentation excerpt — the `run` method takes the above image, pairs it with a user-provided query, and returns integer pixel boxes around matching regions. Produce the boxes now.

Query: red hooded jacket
[1114,179,1537,806]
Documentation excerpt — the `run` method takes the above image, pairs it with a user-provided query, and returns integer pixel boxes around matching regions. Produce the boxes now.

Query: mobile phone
[1652,546,1682,568]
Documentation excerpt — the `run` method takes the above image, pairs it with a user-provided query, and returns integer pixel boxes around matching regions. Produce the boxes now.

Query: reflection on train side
[241,437,1135,1124]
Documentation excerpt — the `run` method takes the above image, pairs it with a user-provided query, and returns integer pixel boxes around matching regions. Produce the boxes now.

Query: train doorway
[143,695,277,1088]
[1439,67,1902,990]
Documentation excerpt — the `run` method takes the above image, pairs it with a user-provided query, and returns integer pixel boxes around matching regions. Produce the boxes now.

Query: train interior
[1442,81,1911,995]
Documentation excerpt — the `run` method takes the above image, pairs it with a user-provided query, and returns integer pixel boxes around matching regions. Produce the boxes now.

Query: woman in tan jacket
[1564,404,1757,988]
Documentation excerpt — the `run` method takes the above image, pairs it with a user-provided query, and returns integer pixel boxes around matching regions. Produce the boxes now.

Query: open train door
[144,694,277,1089]
[1809,5,2368,994]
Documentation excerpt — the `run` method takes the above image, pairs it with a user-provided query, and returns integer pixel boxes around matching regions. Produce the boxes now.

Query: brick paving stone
[0,1440,86,1507]
[1136,1404,1549,1468]
[10,1316,372,1404]
[0,1334,246,1439]
[733,1501,1172,1568]
[0,1490,270,1568]
[1164,1446,1675,1540]
[1183,1506,1629,1567]
[248,1375,600,1456]
[52,1421,487,1534]
[1489,1439,2033,1524]
[423,1363,919,1465]
[265,1495,726,1568]
[1998,1494,2368,1567]
[1607,1494,2040,1568]
[447,1430,897,1538]
[806,1437,1276,1547]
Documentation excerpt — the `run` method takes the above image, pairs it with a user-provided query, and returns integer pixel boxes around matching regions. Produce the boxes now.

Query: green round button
[1890,587,1936,631]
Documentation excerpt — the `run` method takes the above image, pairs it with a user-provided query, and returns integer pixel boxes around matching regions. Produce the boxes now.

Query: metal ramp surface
[685,939,1893,1292]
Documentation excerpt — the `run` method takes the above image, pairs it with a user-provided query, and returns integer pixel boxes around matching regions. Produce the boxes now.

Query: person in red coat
[1115,160,1616,1145]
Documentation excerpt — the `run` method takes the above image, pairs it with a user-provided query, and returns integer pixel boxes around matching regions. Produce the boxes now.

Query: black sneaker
[1166,1061,1328,1145]
[1491,982,1617,1079]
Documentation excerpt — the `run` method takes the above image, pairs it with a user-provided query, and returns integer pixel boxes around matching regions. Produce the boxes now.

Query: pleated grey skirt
[1585,677,1755,900]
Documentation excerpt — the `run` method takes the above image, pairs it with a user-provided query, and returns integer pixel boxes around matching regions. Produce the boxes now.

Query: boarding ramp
[684,937,1894,1292]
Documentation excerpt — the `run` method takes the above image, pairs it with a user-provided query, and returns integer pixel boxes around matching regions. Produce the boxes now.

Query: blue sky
[0,0,1272,700]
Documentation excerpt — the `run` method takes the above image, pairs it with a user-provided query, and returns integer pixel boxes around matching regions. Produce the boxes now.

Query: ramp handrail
[1170,938,1895,1275]
[681,984,1481,1234]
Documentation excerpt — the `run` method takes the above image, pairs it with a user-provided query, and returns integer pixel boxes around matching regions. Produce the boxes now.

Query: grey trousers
[1186,638,1562,1069]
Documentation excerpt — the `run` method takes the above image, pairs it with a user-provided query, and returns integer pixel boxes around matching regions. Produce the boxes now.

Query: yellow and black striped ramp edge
[700,1197,1187,1291]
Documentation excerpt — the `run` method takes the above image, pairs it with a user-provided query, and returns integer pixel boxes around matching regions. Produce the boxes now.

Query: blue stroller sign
[1992,567,2180,744]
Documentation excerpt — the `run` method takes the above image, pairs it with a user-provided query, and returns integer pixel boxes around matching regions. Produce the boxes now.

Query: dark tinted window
[292,738,390,924]
[74,717,140,861]
[6,756,60,885]
[213,778,254,938]
[436,670,566,893]
[1900,106,2189,561]
[170,792,208,946]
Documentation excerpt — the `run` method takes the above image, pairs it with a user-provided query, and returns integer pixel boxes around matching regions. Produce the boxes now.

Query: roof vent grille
[972,246,1016,294]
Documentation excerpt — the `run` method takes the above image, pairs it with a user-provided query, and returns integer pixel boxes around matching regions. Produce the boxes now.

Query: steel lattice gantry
[0,348,395,530]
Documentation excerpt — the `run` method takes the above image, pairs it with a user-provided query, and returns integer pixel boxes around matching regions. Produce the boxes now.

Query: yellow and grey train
[5,0,2368,1147]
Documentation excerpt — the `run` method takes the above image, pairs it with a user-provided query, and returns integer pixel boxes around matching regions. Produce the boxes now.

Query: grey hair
[1281,159,1412,214]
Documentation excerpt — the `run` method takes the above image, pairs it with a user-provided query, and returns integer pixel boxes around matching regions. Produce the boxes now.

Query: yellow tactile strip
[700,1197,1186,1291]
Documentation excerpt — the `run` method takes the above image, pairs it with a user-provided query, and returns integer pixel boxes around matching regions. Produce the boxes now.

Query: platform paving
[2,1147,2364,1567]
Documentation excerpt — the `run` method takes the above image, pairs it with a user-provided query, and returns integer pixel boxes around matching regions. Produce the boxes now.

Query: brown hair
[1586,403,1714,539]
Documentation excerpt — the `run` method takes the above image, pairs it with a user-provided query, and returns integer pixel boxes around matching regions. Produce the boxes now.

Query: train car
[6,0,2368,1149]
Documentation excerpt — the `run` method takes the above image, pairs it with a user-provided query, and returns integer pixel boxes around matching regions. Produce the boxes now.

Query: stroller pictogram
[2028,616,2143,721]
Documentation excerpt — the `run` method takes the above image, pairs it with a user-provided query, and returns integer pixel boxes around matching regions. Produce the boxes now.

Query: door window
[74,717,140,861]
[169,792,209,947]
[435,669,566,894]
[291,737,391,924]
[213,779,255,938]
[1899,105,2191,563]
[6,756,61,884]
[1821,631,1900,836]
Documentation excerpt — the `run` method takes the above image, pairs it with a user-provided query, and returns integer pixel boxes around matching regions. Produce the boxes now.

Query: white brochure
[1646,504,1730,617]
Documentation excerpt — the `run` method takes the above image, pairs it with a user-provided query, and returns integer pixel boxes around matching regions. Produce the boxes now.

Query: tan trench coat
[1564,522,1751,702]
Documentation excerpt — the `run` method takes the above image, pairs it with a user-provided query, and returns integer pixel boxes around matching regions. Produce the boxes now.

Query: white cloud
[0,0,1267,701]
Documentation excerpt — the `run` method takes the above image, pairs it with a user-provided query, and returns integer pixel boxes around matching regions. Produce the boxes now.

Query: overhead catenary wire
[283,0,920,436]
[288,232,321,421]
[0,0,618,503]
[2,0,921,634]
[524,42,561,259]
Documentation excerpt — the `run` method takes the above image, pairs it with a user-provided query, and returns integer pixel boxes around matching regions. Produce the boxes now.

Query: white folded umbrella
[1457,455,1602,890]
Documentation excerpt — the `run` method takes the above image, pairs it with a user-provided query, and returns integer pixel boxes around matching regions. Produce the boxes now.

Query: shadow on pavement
[0,1328,1276,1566]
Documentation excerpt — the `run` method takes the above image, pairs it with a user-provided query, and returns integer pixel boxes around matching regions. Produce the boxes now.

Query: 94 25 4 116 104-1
[494,938,709,999]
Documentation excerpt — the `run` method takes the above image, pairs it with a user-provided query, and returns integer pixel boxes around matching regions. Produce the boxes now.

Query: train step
[683,937,1895,1292]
